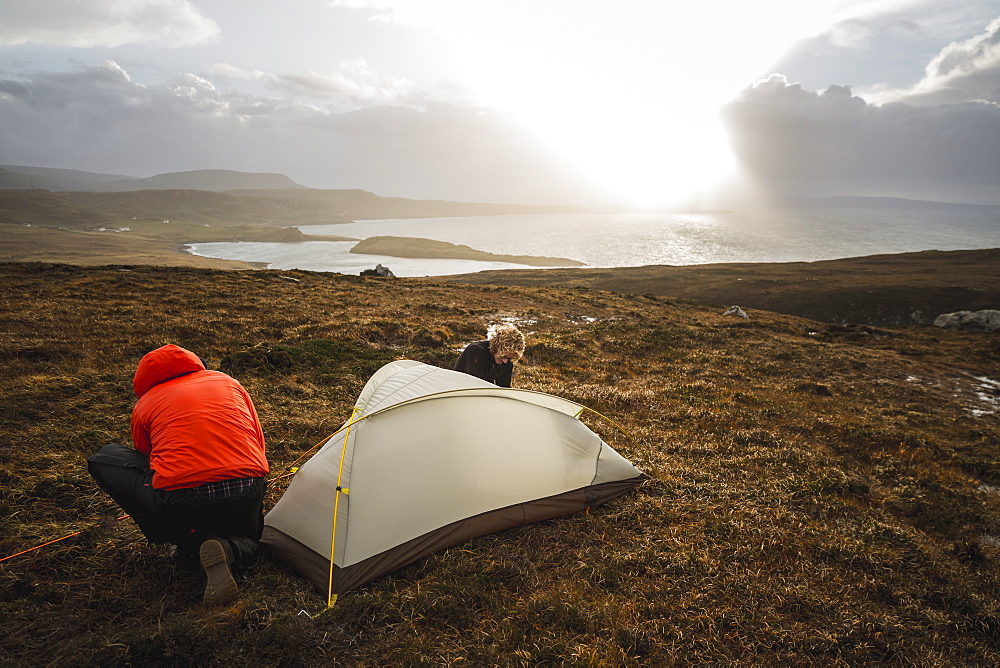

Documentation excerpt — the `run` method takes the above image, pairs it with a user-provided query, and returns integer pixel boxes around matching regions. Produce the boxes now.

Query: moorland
[1,259,999,665]
[444,248,1000,327]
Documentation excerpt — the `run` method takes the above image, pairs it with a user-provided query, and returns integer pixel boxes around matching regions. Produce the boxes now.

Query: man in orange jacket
[88,344,269,606]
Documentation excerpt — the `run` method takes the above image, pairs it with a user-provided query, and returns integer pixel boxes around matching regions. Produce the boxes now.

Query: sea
[186,202,1000,277]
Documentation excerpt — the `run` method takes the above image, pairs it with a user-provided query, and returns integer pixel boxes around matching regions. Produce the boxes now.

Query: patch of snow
[974,376,1000,399]
[968,375,1000,417]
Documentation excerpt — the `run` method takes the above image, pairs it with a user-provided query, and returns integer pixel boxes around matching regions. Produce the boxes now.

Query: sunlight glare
[520,103,739,207]
[391,0,885,206]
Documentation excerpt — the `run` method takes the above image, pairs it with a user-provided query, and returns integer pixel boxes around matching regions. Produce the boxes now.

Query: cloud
[324,0,437,25]
[0,0,220,48]
[0,60,606,204]
[892,16,1000,105]
[204,60,441,110]
[827,17,879,49]
[722,73,1000,204]
[720,16,1000,205]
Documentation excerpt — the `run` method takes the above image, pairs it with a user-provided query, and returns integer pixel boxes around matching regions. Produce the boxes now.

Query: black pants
[87,444,265,573]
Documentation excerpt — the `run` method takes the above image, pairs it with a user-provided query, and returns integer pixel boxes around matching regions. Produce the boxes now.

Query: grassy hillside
[0,190,114,228]
[0,219,357,269]
[3,188,618,232]
[0,166,137,191]
[444,248,1000,326]
[1,262,998,665]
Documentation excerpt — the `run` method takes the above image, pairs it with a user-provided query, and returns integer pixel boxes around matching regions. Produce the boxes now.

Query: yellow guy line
[326,406,368,608]
[267,430,342,488]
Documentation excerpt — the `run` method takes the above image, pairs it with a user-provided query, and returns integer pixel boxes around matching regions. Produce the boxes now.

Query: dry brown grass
[1,261,998,666]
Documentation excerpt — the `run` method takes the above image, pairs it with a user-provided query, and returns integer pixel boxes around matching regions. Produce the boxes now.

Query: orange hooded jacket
[131,344,269,490]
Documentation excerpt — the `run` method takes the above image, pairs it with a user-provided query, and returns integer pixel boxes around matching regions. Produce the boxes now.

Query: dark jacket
[453,340,513,387]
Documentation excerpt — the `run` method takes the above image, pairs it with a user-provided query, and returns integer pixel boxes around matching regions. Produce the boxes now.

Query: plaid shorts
[195,477,264,500]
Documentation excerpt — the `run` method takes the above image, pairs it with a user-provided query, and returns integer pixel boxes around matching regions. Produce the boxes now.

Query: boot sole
[200,539,238,606]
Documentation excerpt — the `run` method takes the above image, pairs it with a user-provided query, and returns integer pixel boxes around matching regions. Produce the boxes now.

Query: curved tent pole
[317,389,641,445]
[576,406,642,450]
[350,386,585,421]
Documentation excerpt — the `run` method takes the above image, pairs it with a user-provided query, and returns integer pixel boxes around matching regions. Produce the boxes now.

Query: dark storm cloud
[0,60,605,204]
[721,72,1000,204]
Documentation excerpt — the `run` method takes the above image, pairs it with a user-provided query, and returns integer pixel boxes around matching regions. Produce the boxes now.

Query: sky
[1,0,998,207]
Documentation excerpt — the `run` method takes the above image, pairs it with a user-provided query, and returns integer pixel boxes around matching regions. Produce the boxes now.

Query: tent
[261,360,646,602]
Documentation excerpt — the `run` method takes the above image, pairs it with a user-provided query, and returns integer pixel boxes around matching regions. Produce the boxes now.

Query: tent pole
[578,406,642,449]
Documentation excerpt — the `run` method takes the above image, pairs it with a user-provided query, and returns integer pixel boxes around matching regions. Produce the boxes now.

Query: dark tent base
[262,475,646,597]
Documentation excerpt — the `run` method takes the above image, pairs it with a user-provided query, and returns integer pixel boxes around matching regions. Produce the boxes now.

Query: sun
[512,100,739,209]
[567,112,738,209]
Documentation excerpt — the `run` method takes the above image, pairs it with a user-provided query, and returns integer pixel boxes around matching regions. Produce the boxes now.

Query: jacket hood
[133,344,206,397]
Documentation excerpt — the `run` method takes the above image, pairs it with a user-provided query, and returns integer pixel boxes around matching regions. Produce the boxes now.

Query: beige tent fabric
[262,360,645,596]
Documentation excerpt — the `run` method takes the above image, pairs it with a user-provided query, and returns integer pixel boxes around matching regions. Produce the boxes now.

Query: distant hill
[0,166,306,193]
[6,165,995,212]
[103,169,307,192]
[774,195,1000,212]
[0,186,626,231]
[0,166,139,192]
[0,167,37,190]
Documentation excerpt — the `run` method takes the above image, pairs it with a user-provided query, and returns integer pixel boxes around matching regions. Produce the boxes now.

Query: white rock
[933,310,1000,331]
[723,305,749,320]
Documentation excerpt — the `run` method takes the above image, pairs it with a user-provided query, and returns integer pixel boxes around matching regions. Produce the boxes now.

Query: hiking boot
[199,538,238,606]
